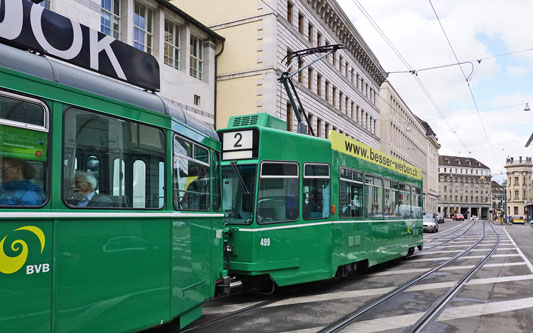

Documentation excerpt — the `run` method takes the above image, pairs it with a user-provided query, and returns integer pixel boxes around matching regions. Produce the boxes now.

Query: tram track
[320,220,500,333]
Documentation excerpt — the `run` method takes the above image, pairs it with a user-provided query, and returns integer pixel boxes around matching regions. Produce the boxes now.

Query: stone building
[40,0,223,125]
[379,81,440,214]
[491,180,505,217]
[417,117,440,215]
[505,156,533,220]
[172,0,387,147]
[438,155,491,219]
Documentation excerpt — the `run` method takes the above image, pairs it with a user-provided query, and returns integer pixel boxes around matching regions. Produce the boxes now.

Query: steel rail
[406,221,500,332]
[421,221,475,251]
[320,222,489,333]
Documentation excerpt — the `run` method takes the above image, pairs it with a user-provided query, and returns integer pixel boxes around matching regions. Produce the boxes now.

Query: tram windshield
[222,164,257,224]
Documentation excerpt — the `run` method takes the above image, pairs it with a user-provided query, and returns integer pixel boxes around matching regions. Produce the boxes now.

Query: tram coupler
[215,275,231,296]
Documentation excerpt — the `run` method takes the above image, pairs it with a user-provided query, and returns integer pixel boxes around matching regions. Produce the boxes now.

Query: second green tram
[219,113,423,287]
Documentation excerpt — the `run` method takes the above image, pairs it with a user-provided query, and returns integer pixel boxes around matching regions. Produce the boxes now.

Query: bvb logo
[0,226,45,274]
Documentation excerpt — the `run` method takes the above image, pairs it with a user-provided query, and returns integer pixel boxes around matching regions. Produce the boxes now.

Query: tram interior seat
[258,208,276,222]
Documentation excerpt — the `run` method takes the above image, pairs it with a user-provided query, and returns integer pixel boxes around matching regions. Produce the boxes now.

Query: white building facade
[40,0,223,125]
[173,0,387,147]
[379,81,439,212]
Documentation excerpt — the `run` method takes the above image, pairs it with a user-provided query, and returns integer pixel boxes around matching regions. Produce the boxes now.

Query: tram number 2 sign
[222,130,254,160]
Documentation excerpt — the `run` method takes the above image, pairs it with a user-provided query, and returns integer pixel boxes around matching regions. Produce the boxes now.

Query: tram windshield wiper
[231,161,250,195]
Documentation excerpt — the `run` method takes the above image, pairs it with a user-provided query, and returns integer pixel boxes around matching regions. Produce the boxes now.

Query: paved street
[189,220,533,332]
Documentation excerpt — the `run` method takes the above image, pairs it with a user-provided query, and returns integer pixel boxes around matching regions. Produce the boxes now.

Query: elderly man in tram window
[73,171,113,208]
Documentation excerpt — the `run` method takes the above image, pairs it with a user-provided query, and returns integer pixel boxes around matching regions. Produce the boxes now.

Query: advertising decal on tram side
[329,131,422,180]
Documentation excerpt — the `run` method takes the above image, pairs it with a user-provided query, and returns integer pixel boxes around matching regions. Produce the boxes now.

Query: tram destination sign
[0,0,160,91]
[330,131,423,180]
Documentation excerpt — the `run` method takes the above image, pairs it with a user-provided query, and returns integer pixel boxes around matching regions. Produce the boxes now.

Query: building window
[164,20,180,69]
[515,190,519,200]
[298,13,304,34]
[287,1,293,24]
[308,23,313,43]
[101,0,120,39]
[316,32,322,47]
[514,206,518,215]
[316,73,322,96]
[133,2,153,54]
[332,86,337,107]
[194,95,201,106]
[298,58,304,83]
[39,0,51,9]
[317,118,322,137]
[325,80,330,101]
[308,67,313,90]
[190,35,203,80]
[339,56,343,72]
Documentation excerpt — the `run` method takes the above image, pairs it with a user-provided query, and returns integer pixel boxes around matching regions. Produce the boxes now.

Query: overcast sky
[337,0,533,183]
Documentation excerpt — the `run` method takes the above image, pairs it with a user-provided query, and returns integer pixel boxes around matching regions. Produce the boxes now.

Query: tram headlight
[224,243,233,253]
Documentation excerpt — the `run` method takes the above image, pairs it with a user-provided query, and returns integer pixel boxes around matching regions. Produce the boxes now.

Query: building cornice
[305,0,387,86]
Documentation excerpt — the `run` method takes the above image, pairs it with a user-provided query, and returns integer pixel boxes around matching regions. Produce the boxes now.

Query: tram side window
[384,180,399,217]
[365,175,383,218]
[0,93,48,207]
[173,136,210,211]
[257,162,299,223]
[339,167,363,218]
[212,151,221,211]
[303,163,330,220]
[413,187,422,218]
[63,108,166,209]
[398,184,411,218]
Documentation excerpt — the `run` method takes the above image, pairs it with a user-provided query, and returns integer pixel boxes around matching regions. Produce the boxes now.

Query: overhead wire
[350,0,471,154]
[428,0,496,164]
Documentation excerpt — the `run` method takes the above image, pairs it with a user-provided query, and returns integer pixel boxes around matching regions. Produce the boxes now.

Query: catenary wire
[350,0,471,154]
[428,0,496,164]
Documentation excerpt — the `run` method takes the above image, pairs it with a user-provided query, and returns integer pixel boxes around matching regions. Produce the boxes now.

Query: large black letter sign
[0,0,160,91]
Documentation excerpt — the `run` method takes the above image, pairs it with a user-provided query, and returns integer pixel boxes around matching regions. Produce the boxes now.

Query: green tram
[219,113,423,287]
[0,1,227,331]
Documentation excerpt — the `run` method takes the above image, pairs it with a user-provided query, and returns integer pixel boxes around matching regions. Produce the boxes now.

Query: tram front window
[222,164,256,224]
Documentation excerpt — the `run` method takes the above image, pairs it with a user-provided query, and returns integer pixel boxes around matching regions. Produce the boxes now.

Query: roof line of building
[156,0,225,42]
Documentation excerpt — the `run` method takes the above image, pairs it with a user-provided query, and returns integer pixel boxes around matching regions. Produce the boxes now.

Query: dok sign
[0,0,160,91]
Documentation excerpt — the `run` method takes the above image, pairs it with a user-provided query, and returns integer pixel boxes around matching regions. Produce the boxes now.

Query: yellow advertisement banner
[329,131,422,180]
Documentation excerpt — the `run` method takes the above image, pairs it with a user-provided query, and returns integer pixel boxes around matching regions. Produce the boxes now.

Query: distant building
[172,0,387,147]
[379,81,440,214]
[505,156,533,220]
[417,117,440,215]
[491,181,505,214]
[438,155,491,219]
[44,0,224,125]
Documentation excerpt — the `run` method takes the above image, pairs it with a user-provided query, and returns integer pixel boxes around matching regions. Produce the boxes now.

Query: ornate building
[438,155,491,219]
[172,0,387,147]
[379,81,441,214]
[505,156,533,220]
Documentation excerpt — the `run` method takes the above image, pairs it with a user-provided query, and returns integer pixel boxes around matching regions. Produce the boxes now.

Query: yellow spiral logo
[0,226,45,274]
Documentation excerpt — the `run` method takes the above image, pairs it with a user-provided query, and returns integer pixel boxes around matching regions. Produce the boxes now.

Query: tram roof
[0,43,218,140]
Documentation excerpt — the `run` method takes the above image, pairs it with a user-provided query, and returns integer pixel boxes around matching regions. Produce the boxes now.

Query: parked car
[512,216,525,224]
[423,214,439,233]
[436,213,444,224]
[454,213,465,221]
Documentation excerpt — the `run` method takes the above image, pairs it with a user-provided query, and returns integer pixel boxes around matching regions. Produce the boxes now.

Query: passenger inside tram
[0,157,45,206]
